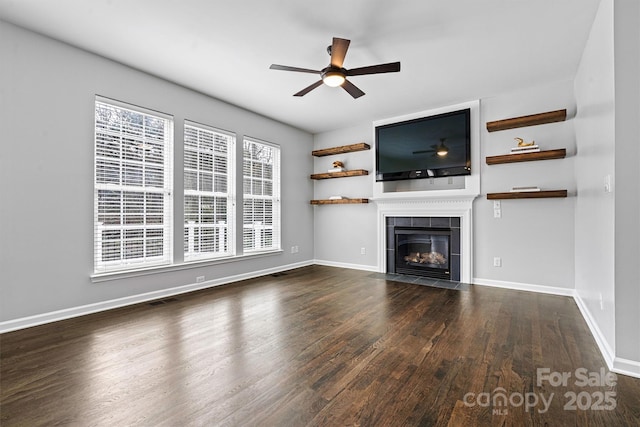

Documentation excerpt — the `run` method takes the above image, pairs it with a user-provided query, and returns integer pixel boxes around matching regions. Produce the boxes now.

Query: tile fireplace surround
[376,196,475,283]
[387,216,461,281]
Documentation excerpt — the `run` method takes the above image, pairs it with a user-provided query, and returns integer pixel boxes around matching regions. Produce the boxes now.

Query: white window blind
[242,138,281,252]
[184,122,235,260]
[94,98,173,273]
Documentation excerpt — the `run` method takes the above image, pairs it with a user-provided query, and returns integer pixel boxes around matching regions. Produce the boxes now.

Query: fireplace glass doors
[394,227,451,280]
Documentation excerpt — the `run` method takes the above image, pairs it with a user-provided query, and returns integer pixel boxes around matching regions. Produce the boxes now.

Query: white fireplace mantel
[375,195,477,283]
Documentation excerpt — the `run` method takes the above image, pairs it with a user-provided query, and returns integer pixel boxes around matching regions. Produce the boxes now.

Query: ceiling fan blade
[270,64,320,74]
[293,80,324,97]
[342,79,365,99]
[346,62,401,76]
[330,37,350,68]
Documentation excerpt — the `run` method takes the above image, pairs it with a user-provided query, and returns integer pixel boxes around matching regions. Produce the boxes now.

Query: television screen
[375,108,471,181]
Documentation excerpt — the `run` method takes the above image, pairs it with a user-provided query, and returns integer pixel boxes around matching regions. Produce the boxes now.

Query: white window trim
[90,249,283,283]
[183,120,236,262]
[242,137,281,254]
[93,96,174,274]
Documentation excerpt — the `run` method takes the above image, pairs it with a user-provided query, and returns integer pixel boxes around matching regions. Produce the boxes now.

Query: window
[243,138,281,252]
[184,122,235,260]
[94,98,173,273]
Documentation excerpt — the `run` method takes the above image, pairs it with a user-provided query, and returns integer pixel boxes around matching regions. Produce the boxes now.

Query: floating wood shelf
[487,190,568,200]
[312,143,370,157]
[486,109,567,132]
[310,169,369,180]
[310,198,369,205]
[486,149,566,165]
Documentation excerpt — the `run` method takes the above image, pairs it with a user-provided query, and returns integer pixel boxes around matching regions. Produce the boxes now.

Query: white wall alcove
[372,100,480,283]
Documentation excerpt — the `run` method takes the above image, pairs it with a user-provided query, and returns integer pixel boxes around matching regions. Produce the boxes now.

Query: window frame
[183,121,236,262]
[242,137,281,254]
[93,97,174,274]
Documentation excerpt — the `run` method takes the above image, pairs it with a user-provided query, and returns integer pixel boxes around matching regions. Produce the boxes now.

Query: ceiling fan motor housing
[321,66,347,87]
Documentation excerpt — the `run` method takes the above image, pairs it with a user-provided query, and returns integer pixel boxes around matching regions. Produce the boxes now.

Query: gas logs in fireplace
[395,227,451,280]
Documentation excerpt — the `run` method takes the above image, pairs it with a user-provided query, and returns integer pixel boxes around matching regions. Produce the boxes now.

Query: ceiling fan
[413,138,450,157]
[269,37,401,99]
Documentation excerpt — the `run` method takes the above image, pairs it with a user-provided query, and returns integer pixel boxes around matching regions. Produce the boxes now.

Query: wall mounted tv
[375,108,471,182]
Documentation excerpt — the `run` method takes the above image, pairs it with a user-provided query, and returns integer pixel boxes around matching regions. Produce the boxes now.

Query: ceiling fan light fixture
[322,70,346,87]
[436,145,449,156]
[270,37,400,98]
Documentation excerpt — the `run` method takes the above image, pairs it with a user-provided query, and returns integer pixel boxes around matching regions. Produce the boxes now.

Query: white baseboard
[572,293,616,368]
[313,259,380,273]
[0,260,313,334]
[573,294,640,378]
[612,357,640,378]
[472,277,576,297]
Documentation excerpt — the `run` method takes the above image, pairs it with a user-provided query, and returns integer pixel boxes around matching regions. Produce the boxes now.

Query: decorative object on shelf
[486,109,567,132]
[511,145,540,153]
[510,186,540,192]
[515,137,536,147]
[329,160,345,172]
[329,195,344,200]
[511,137,540,153]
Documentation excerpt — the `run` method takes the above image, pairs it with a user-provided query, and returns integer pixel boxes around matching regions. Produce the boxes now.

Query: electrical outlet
[294,245,299,253]
[493,257,502,267]
[196,276,205,283]
[493,201,501,218]
[291,246,296,254]
[360,247,366,255]
[447,177,453,185]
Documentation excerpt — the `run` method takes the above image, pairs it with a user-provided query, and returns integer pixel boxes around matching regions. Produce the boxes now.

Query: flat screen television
[375,108,471,182]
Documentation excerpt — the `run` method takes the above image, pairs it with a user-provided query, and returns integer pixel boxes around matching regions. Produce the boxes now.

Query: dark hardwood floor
[1,265,639,426]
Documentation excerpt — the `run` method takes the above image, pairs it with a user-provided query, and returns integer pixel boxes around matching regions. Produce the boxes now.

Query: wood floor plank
[1,265,639,426]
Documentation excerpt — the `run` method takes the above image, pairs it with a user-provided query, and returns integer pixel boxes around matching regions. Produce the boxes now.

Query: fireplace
[375,193,476,283]
[395,227,451,280]
[385,215,462,282]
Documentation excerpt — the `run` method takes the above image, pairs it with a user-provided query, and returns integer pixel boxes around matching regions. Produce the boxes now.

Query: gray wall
[476,81,576,289]
[312,123,378,269]
[574,0,640,370]
[0,21,314,323]
[574,0,617,358]
[612,0,640,364]
[313,80,577,290]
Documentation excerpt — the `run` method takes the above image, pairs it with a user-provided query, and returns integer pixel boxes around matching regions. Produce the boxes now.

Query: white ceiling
[0,0,601,134]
